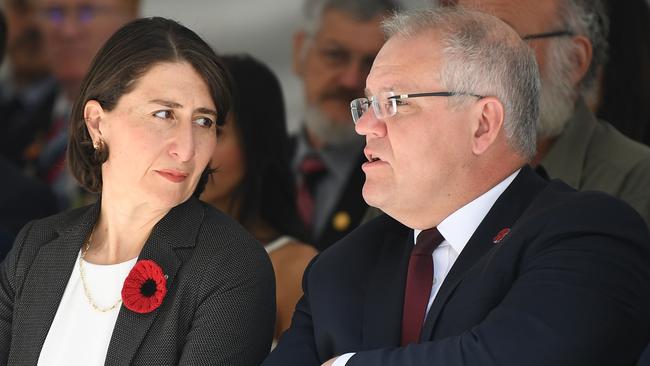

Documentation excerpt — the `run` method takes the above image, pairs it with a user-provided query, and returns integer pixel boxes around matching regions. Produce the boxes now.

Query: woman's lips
[156,169,189,183]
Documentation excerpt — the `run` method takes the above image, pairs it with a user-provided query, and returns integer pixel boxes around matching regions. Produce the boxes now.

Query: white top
[333,169,519,366]
[265,235,295,254]
[38,252,138,366]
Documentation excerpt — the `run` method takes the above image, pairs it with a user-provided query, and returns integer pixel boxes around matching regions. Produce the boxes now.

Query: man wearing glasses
[2,0,138,210]
[450,0,650,226]
[264,7,650,366]
[290,0,398,251]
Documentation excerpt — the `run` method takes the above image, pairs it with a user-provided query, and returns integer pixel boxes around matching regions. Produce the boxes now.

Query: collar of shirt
[292,127,364,181]
[413,169,520,254]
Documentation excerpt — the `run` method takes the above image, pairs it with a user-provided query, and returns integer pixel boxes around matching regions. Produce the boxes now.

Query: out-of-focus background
[141,0,430,132]
[0,0,430,131]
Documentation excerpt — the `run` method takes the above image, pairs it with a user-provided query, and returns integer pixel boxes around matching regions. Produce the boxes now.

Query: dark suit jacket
[0,197,275,365]
[264,167,650,366]
[289,134,368,251]
[0,157,58,237]
[0,81,59,168]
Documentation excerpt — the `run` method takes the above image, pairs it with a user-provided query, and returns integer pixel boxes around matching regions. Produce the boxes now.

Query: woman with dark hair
[0,18,274,365]
[200,54,316,340]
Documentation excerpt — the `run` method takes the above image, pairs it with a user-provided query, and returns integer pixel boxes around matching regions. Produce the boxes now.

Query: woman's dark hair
[68,17,232,193]
[597,0,650,146]
[215,54,306,241]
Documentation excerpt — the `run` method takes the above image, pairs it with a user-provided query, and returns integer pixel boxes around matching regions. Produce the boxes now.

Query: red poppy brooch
[122,259,167,314]
[492,228,510,244]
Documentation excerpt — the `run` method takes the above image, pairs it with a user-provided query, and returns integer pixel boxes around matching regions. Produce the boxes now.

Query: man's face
[457,0,577,138]
[293,9,386,143]
[4,0,50,83]
[355,33,476,227]
[34,0,136,96]
[456,0,558,74]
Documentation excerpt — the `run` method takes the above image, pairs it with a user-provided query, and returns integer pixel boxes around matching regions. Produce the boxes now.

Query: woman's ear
[84,100,105,144]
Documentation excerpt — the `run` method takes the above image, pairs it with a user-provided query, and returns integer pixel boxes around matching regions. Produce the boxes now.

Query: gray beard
[536,44,577,139]
[303,104,362,147]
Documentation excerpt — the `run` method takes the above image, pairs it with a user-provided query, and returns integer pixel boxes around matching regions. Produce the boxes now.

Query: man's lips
[364,149,383,163]
[156,169,189,183]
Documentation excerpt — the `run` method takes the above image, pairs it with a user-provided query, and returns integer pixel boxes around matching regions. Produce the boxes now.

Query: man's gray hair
[300,0,400,35]
[554,0,609,98]
[382,7,540,159]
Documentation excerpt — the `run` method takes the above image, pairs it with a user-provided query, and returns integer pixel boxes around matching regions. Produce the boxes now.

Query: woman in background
[200,54,317,340]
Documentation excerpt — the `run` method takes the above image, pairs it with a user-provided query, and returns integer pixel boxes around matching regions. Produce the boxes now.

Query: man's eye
[195,116,214,128]
[394,99,408,106]
[321,48,350,65]
[153,110,173,119]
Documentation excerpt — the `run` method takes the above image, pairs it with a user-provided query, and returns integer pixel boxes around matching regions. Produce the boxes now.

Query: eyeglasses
[38,5,123,26]
[521,30,574,41]
[350,91,484,124]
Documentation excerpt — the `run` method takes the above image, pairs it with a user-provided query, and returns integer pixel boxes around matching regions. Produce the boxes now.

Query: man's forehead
[316,8,386,45]
[35,0,129,7]
[365,44,442,94]
[456,0,559,34]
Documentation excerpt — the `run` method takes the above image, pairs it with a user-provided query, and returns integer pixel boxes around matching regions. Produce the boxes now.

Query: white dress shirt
[332,170,519,366]
[38,252,138,366]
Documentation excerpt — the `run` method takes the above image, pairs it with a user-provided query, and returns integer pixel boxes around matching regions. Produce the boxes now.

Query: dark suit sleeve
[0,221,34,364]
[178,238,276,366]
[262,256,322,366]
[348,198,650,366]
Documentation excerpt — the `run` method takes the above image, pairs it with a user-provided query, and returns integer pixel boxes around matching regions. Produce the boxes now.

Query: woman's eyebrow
[149,99,217,116]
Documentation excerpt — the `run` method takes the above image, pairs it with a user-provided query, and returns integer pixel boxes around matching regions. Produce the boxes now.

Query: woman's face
[200,114,245,214]
[90,61,219,210]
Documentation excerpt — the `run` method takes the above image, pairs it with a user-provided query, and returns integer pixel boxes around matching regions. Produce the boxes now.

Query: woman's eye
[153,110,173,119]
[195,116,214,128]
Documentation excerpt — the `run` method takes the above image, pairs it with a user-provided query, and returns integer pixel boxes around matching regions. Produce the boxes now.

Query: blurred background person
[0,0,138,210]
[0,0,57,166]
[0,17,274,365]
[593,0,650,147]
[200,54,317,341]
[290,0,399,251]
[0,5,57,260]
[445,0,650,226]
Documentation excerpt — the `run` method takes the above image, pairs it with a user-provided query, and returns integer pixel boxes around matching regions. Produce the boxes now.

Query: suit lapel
[317,153,368,251]
[361,221,412,349]
[420,167,547,341]
[15,203,99,365]
[105,198,204,365]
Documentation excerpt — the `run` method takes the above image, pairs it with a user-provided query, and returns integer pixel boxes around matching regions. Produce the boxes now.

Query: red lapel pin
[492,228,510,244]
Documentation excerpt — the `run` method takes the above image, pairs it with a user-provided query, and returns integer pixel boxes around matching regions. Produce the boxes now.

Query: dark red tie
[297,154,326,229]
[401,228,444,346]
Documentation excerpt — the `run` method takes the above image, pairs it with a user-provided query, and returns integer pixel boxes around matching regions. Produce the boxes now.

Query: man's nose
[355,107,387,138]
[338,60,366,90]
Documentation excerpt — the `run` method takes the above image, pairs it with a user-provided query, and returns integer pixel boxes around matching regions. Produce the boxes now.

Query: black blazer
[264,167,650,366]
[289,135,368,251]
[0,157,58,237]
[0,197,275,365]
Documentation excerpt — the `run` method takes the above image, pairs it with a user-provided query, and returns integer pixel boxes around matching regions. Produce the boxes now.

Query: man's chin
[362,182,385,208]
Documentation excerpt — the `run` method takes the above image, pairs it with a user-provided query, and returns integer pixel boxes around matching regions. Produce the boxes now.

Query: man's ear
[84,100,105,144]
[471,97,504,155]
[569,35,593,86]
[292,30,308,77]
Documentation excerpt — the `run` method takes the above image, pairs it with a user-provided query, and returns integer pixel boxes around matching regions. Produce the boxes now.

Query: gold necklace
[79,227,122,312]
